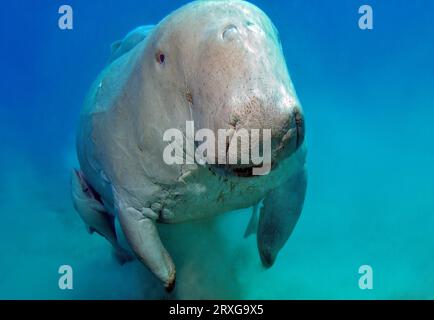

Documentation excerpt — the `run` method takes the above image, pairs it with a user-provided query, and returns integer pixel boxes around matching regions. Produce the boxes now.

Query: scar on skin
[229,114,240,127]
[185,90,193,104]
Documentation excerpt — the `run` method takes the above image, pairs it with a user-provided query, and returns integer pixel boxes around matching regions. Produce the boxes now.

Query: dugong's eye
[156,51,165,64]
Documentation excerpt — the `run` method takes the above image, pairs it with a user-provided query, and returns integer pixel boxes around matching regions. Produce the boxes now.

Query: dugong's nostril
[222,24,239,40]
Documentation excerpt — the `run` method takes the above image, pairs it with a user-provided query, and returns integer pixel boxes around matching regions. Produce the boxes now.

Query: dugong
[71,0,307,291]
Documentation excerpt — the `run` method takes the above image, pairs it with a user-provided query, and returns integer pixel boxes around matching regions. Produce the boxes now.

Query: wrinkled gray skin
[72,0,307,291]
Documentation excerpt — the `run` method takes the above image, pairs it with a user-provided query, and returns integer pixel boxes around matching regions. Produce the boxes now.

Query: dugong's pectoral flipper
[71,170,132,264]
[115,194,176,291]
[257,168,307,267]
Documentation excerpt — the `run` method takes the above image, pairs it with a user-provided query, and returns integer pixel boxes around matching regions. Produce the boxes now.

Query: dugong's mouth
[207,165,250,178]
[209,162,276,178]
[208,112,304,178]
[230,162,276,177]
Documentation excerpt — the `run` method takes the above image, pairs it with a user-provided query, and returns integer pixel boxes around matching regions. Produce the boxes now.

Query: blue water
[0,0,433,299]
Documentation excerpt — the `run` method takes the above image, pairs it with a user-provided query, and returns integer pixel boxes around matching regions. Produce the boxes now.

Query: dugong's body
[72,0,307,291]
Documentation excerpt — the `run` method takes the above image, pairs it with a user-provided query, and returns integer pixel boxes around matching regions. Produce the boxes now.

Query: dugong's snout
[208,101,305,178]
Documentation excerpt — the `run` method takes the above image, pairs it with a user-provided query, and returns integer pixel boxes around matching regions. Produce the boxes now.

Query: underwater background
[0,0,433,299]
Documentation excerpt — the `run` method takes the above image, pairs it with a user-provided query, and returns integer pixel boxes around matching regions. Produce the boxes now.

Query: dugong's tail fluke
[115,194,176,291]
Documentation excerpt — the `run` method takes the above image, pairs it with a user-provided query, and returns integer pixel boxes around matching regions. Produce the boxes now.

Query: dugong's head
[146,0,304,177]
